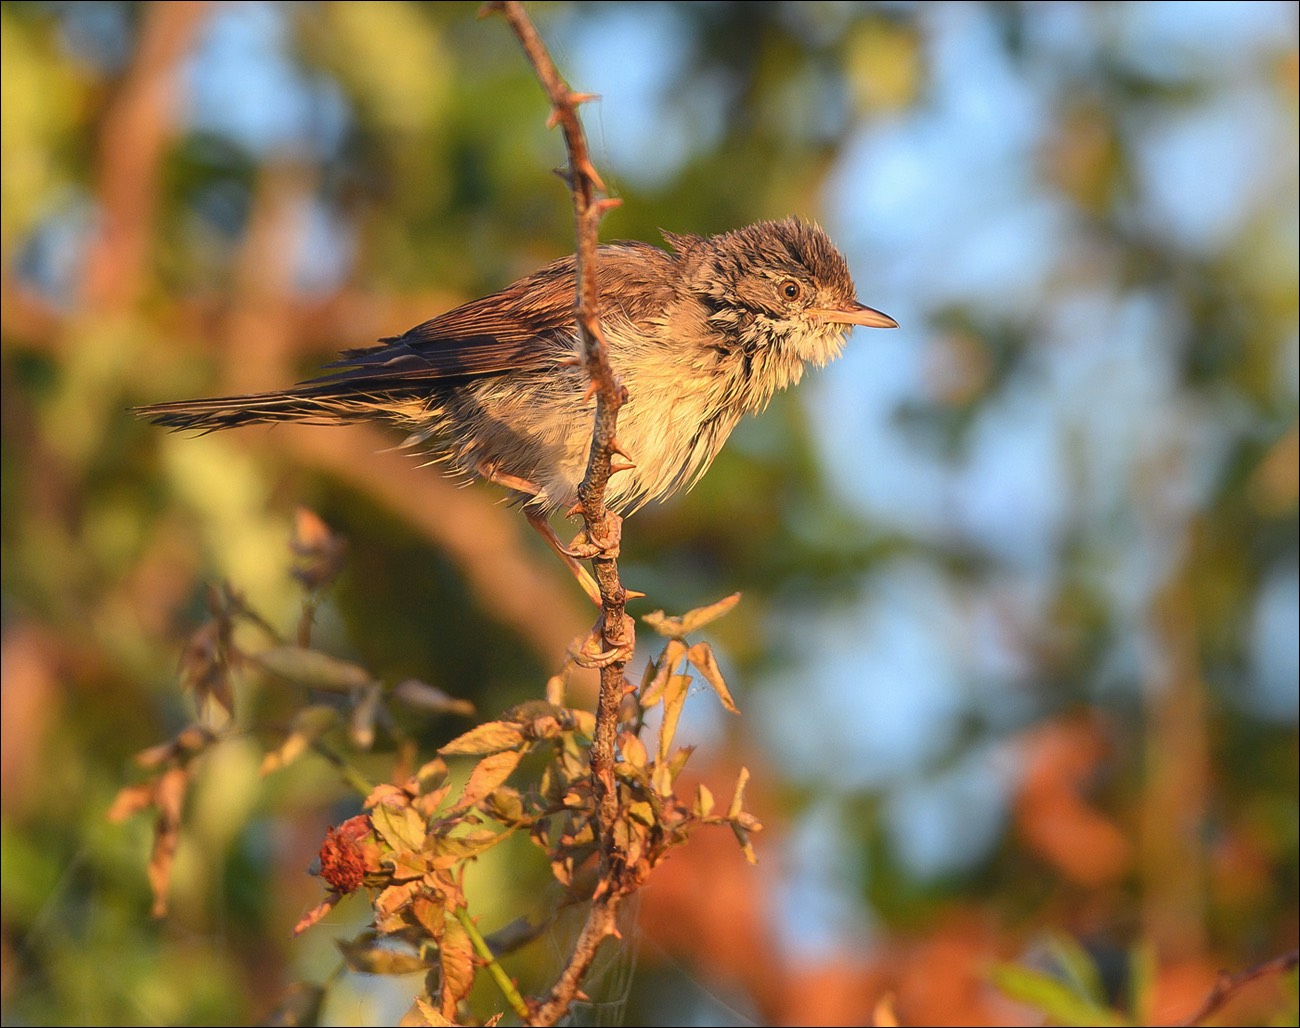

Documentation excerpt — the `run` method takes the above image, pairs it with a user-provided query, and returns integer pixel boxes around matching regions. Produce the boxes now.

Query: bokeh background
[2,1,1296,1025]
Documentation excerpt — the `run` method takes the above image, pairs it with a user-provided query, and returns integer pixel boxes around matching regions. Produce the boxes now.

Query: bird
[137,217,896,601]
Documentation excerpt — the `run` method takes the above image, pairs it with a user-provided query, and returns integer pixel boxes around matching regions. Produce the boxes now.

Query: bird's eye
[780,279,802,301]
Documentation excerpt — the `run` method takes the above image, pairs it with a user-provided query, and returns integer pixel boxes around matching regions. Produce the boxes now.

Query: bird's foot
[569,611,636,669]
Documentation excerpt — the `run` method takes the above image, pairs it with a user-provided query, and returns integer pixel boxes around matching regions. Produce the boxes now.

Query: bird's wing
[313,258,579,386]
[309,242,676,388]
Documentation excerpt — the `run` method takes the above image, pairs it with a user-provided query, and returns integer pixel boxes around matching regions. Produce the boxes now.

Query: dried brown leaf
[148,765,189,917]
[260,705,340,776]
[291,507,349,592]
[727,766,751,820]
[392,679,476,717]
[106,782,156,822]
[438,913,476,1017]
[411,996,458,1027]
[427,829,509,869]
[642,592,741,639]
[293,891,342,936]
[350,683,382,750]
[256,646,374,693]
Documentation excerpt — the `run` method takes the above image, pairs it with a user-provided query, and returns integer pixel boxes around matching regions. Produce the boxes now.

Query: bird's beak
[809,301,898,329]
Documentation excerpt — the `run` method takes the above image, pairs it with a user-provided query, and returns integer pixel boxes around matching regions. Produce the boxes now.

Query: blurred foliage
[1,2,1296,1026]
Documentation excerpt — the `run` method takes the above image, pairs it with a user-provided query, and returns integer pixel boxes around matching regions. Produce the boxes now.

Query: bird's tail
[134,384,409,434]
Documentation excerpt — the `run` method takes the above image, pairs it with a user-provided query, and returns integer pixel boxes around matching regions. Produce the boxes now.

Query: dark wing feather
[314,257,578,386]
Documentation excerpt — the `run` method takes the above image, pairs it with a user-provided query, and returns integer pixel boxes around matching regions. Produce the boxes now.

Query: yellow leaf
[727,766,751,820]
[685,642,740,714]
[618,732,648,769]
[656,674,691,765]
[642,592,741,638]
[371,802,427,852]
[410,997,458,1026]
[450,750,523,812]
[640,639,686,706]
[438,720,526,756]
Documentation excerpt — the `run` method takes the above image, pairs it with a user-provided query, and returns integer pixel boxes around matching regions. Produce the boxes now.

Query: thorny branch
[1170,948,1299,1027]
[484,2,630,1024]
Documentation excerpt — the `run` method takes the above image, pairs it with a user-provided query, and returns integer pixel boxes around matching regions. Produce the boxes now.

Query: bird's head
[680,217,896,369]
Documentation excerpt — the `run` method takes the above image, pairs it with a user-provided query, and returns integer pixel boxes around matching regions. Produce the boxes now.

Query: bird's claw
[569,613,635,669]
[563,512,623,560]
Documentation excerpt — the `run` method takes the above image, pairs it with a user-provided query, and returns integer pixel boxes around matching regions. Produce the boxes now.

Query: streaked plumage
[138,217,895,514]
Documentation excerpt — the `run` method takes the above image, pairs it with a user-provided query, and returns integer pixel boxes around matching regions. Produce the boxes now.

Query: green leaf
[989,963,1127,1027]
[1127,940,1157,1025]
[1047,935,1107,1006]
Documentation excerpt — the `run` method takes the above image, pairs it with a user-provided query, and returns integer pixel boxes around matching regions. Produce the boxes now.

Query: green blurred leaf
[990,963,1127,1027]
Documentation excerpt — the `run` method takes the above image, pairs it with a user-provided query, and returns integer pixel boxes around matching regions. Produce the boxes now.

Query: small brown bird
[138,218,895,597]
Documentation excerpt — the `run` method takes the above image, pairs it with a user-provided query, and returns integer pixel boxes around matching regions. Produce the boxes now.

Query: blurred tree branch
[82,2,208,316]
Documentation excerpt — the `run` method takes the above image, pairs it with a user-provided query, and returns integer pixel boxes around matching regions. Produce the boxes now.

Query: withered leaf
[410,996,457,1027]
[484,786,525,824]
[642,592,741,639]
[655,674,691,767]
[618,732,647,769]
[293,891,342,936]
[727,766,751,820]
[256,646,375,693]
[427,829,509,869]
[371,802,428,853]
[438,721,526,756]
[107,782,156,823]
[350,683,382,750]
[178,619,235,714]
[450,750,524,813]
[412,758,449,793]
[392,679,476,717]
[731,822,758,865]
[685,642,740,714]
[261,705,340,776]
[695,783,715,818]
[291,507,349,592]
[374,880,423,921]
[134,725,216,770]
[439,914,476,1017]
[640,639,686,706]
[147,765,189,918]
